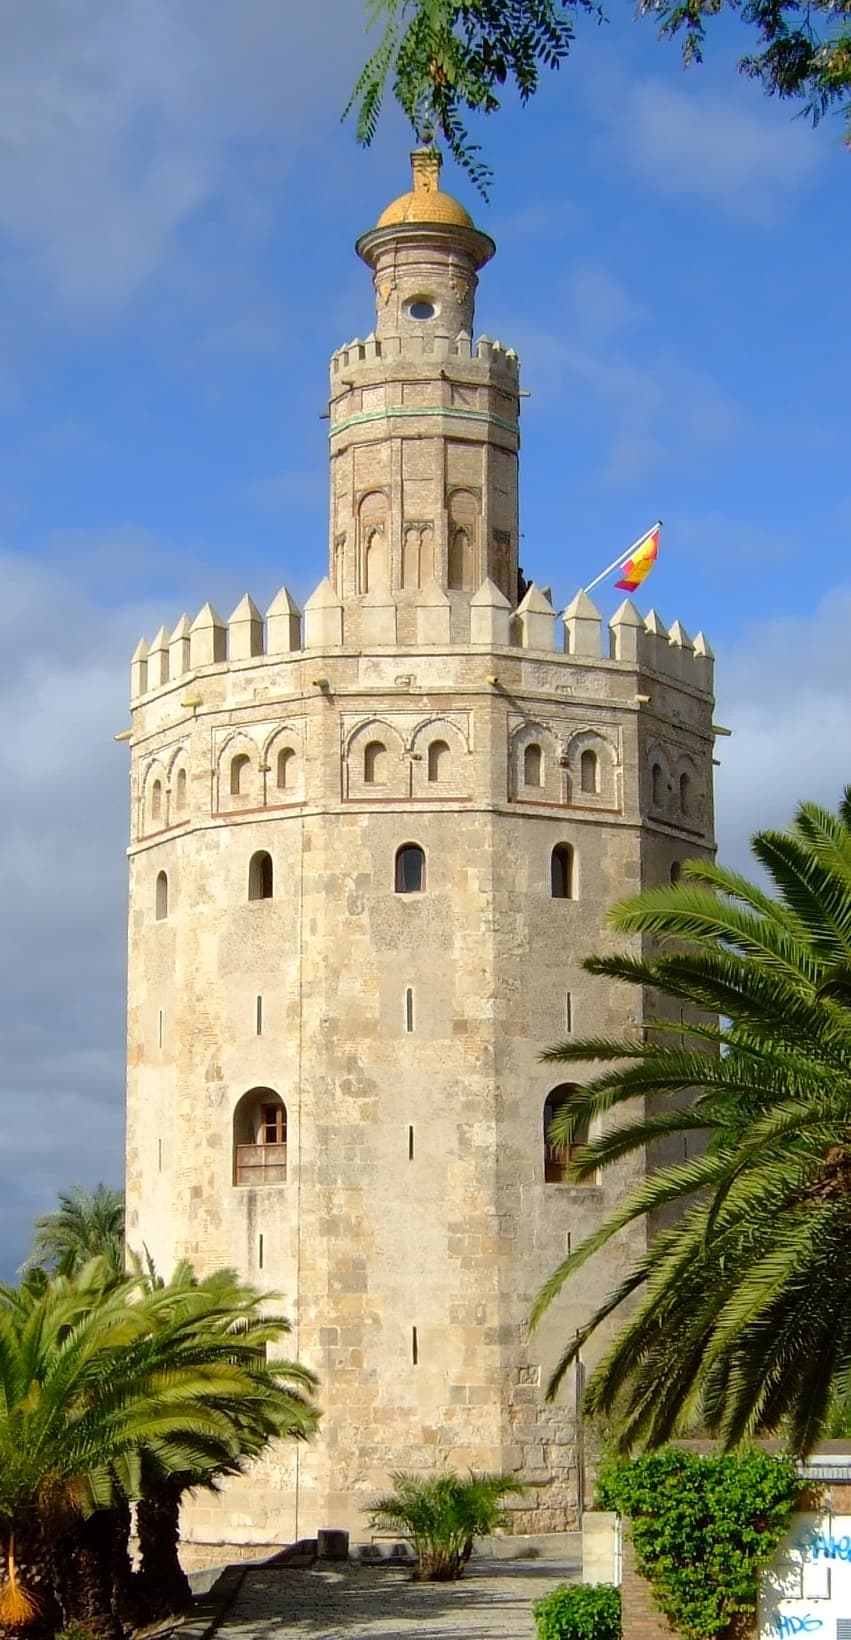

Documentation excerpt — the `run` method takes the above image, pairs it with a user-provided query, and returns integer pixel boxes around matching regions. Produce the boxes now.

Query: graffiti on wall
[776,1614,823,1637]
[760,1514,851,1640]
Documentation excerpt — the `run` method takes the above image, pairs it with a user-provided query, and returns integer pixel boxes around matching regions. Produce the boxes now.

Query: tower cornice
[356,219,495,273]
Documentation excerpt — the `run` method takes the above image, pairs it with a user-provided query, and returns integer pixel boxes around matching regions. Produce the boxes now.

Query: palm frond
[533,786,851,1453]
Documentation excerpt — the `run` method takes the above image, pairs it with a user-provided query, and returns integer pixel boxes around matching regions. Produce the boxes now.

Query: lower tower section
[125,584,715,1541]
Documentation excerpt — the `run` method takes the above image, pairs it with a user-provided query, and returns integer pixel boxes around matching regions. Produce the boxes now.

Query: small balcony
[544,1143,584,1185]
[235,1143,287,1186]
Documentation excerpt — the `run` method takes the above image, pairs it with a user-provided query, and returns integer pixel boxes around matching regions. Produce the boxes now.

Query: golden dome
[376,148,474,231]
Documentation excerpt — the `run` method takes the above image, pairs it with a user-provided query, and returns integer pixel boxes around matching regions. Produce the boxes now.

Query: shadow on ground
[207,1555,581,1640]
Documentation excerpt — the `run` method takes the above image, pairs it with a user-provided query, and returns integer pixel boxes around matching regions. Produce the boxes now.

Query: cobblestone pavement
[212,1556,577,1640]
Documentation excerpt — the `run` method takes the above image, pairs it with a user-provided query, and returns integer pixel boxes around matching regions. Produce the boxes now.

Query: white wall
[760,1513,851,1640]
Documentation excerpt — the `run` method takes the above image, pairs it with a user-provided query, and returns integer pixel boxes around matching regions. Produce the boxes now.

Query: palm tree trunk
[136,1480,194,1616]
[53,1513,125,1640]
[0,1522,62,1640]
[105,1503,148,1631]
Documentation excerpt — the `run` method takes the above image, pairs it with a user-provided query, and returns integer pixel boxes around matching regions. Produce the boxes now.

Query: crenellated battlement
[130,578,713,704]
[329,331,520,380]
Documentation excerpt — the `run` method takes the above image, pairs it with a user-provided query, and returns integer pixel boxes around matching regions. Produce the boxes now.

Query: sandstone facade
[124,151,717,1544]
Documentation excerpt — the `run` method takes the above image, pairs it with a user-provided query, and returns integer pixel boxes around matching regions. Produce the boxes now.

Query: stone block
[563,589,602,657]
[516,583,557,650]
[304,577,344,647]
[470,577,511,646]
[415,580,451,645]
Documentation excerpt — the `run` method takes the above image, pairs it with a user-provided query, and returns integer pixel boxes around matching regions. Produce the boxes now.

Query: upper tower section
[358,146,493,344]
[328,149,520,624]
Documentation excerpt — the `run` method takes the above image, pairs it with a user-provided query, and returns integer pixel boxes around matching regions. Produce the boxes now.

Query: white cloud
[715,588,851,871]
[506,311,744,482]
[622,78,818,222]
[0,0,360,317]
[0,549,135,1274]
[563,263,644,337]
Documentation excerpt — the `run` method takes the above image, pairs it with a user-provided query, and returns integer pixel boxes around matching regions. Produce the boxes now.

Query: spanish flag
[615,524,660,592]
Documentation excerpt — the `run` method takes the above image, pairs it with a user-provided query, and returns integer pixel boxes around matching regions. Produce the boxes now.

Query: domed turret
[375,147,475,230]
[356,148,495,346]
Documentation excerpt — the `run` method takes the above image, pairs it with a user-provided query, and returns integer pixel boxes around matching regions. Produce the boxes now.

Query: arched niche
[345,719,407,800]
[359,491,388,592]
[447,490,478,591]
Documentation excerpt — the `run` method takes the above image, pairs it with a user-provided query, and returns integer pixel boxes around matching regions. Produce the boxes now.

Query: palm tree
[26,1185,125,1278]
[0,1258,318,1637]
[368,1471,525,1579]
[531,789,851,1455]
[132,1264,318,1617]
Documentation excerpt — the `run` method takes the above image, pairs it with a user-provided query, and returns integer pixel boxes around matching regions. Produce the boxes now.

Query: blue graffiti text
[777,1615,823,1637]
[812,1534,851,1561]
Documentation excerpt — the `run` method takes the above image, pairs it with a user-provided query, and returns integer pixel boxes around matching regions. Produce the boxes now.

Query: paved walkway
[205,1556,577,1640]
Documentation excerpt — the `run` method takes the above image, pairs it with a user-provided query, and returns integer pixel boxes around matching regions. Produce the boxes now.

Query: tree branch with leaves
[349,0,851,193]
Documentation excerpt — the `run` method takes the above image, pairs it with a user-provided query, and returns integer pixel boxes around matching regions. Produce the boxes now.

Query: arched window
[248,851,273,901]
[151,779,162,822]
[276,747,296,790]
[233,1088,287,1186]
[670,860,682,885]
[551,844,574,900]
[174,768,187,813]
[230,753,250,796]
[395,844,425,894]
[651,761,665,808]
[679,770,692,817]
[427,740,450,783]
[524,743,543,788]
[580,749,598,795]
[364,740,387,785]
[448,528,471,591]
[544,1085,591,1184]
[155,870,168,921]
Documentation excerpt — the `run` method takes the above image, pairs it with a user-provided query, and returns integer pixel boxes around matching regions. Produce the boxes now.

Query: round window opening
[408,299,436,320]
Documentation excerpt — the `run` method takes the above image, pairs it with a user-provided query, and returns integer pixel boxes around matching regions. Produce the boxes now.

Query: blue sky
[0,0,848,1275]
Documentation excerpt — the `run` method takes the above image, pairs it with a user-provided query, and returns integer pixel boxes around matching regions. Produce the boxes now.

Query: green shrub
[367,1469,526,1580]
[596,1449,801,1640]
[533,1581,621,1640]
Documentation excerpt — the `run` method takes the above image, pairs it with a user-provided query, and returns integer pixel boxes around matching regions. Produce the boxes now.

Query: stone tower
[125,151,716,1545]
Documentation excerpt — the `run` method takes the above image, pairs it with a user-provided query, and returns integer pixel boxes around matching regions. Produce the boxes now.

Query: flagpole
[583,521,662,596]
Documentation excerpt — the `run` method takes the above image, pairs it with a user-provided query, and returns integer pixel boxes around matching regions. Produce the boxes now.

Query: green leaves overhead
[349,0,851,191]
[347,0,599,192]
[532,788,851,1453]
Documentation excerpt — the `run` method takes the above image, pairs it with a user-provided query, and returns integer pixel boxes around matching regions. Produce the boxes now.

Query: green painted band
[329,404,519,440]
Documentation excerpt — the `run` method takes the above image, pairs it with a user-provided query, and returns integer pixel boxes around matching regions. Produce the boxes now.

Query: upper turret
[355,146,495,344]
[327,149,519,623]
